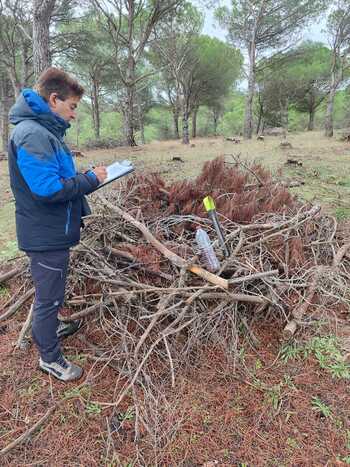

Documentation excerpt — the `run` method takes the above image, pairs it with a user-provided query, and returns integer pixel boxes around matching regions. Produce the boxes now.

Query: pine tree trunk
[91,79,100,140]
[182,109,190,144]
[137,99,145,145]
[167,88,180,139]
[281,99,289,137]
[8,70,22,98]
[140,120,145,145]
[256,95,264,135]
[123,2,137,146]
[243,42,256,139]
[192,107,198,138]
[180,87,190,144]
[308,109,315,131]
[33,0,56,79]
[20,39,30,88]
[325,87,336,137]
[1,102,10,152]
[325,51,338,138]
[213,111,219,136]
[173,110,180,139]
[124,46,137,146]
[124,85,137,146]
[256,110,262,135]
[0,79,12,152]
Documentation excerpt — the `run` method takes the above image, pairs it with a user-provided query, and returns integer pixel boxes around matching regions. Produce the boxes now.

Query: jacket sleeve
[15,131,99,203]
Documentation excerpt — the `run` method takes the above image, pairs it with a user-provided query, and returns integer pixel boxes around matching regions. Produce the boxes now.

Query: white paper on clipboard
[98,160,134,188]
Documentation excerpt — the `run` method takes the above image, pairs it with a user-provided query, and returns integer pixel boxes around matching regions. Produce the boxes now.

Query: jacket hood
[9,89,70,139]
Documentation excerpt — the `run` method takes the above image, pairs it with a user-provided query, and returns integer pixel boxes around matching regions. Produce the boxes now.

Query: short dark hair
[35,67,84,101]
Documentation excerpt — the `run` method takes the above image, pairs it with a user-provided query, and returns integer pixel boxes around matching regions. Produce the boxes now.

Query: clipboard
[92,160,135,191]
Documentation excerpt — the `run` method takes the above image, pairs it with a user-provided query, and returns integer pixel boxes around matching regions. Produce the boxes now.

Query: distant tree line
[1,0,350,151]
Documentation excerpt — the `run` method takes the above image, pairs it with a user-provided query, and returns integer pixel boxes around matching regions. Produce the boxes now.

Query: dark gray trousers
[26,249,70,363]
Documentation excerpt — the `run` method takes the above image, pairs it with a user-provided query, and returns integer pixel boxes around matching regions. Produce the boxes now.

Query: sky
[202,6,329,46]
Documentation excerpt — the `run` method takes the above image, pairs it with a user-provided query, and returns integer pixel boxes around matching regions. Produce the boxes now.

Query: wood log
[286,158,302,166]
[15,304,34,350]
[171,156,184,162]
[225,137,240,143]
[0,267,23,284]
[0,288,35,322]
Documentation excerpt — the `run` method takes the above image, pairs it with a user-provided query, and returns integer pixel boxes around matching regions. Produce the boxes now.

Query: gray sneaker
[39,354,83,382]
[57,319,83,340]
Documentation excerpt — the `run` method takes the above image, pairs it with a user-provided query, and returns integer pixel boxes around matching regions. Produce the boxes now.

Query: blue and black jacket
[8,89,100,252]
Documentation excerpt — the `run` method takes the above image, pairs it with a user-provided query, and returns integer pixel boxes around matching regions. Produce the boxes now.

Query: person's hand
[92,166,107,183]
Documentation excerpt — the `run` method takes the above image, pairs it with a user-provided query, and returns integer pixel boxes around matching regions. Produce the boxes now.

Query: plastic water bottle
[195,227,220,272]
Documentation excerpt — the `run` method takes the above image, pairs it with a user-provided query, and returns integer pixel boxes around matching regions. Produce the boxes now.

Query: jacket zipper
[65,201,72,235]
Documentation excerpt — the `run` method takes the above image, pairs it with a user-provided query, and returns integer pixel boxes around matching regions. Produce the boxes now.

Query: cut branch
[97,194,229,289]
[0,266,23,284]
[0,288,35,322]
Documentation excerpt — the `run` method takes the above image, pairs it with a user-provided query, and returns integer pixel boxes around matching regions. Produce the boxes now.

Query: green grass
[311,397,332,418]
[0,284,10,298]
[281,336,350,379]
[85,402,102,415]
[335,207,350,220]
[18,379,42,398]
[0,202,17,260]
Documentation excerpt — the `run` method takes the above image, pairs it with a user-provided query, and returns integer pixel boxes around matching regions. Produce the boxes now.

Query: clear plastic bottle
[195,227,220,272]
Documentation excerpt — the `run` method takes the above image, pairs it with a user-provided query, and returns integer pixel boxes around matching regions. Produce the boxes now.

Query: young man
[8,67,107,382]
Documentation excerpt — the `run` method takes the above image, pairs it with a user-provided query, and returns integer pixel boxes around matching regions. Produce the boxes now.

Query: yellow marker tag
[203,196,215,212]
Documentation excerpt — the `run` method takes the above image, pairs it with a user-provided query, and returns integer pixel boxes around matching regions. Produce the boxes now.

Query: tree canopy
[2,0,350,150]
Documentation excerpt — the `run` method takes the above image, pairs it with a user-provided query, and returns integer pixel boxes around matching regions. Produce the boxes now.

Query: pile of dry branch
[1,156,350,448]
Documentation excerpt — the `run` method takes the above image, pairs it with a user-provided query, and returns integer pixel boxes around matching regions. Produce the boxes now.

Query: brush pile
[1,156,350,410]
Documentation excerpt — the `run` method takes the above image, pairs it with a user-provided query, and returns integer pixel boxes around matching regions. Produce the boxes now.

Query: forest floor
[0,130,350,466]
